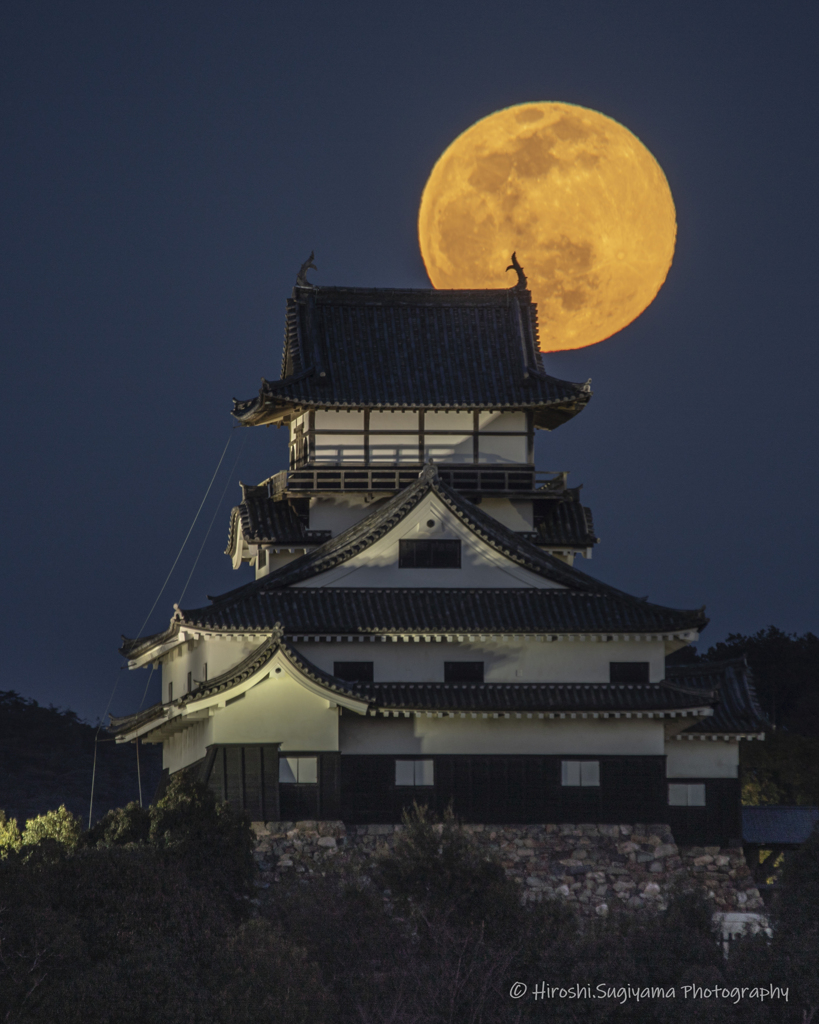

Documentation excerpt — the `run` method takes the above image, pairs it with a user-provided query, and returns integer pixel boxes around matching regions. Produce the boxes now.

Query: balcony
[263,465,568,497]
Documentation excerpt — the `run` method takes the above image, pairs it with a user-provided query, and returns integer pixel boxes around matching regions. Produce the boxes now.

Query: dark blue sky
[2,1,817,723]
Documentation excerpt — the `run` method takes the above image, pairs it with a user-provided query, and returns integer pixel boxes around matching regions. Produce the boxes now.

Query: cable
[135,737,142,808]
[134,431,233,640]
[135,430,249,712]
[176,429,249,607]
[88,430,237,826]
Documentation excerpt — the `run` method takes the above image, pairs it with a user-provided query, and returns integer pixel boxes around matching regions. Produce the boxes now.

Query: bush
[375,802,522,936]
[0,810,22,857]
[85,800,151,847]
[148,773,255,895]
[21,805,83,851]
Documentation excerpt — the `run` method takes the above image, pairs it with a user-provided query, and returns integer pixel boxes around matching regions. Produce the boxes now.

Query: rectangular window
[279,756,319,785]
[444,662,484,683]
[609,662,649,683]
[395,759,435,786]
[334,662,374,683]
[399,539,461,569]
[258,549,267,569]
[168,682,173,704]
[561,760,600,787]
[187,671,192,693]
[668,783,706,806]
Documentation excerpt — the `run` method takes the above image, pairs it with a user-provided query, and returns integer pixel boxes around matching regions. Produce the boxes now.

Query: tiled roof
[232,285,591,428]
[225,492,330,552]
[187,589,705,638]
[355,681,715,714]
[667,660,769,736]
[535,494,598,548]
[742,806,819,845]
[120,588,705,661]
[121,468,706,661]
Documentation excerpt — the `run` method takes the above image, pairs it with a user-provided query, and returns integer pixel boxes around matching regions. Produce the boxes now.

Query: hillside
[0,690,162,824]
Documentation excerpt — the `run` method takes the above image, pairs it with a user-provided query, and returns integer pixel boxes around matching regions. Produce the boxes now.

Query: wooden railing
[263,466,567,496]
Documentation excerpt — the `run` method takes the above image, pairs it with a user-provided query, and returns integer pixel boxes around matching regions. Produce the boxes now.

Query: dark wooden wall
[186,748,739,847]
[665,778,742,847]
[340,755,668,827]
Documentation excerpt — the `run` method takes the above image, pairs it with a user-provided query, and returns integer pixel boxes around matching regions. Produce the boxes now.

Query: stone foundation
[250,821,764,917]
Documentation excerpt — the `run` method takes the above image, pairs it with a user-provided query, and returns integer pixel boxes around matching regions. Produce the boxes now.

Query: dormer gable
[215,465,610,597]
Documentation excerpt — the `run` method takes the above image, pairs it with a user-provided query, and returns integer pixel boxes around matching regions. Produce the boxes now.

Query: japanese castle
[112,266,766,845]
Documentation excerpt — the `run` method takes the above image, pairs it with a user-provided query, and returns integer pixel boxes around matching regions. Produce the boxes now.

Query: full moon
[418,102,676,352]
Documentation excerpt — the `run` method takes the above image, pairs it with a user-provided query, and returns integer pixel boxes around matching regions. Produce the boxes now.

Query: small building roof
[742,806,819,846]
[225,490,330,555]
[535,492,598,549]
[668,660,769,737]
[232,284,591,428]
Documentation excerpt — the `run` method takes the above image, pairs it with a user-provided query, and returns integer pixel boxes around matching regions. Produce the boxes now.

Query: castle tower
[111,272,766,844]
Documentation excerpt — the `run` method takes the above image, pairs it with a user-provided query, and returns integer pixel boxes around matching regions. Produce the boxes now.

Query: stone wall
[251,820,764,917]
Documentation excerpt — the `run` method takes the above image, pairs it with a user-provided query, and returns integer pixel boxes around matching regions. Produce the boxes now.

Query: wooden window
[399,539,461,568]
[279,756,318,784]
[334,662,374,682]
[444,662,484,683]
[395,760,434,786]
[187,672,192,693]
[258,549,267,569]
[168,681,173,703]
[561,760,600,787]
[609,662,649,683]
[668,783,706,806]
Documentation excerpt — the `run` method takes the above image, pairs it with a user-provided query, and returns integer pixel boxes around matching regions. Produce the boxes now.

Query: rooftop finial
[506,252,527,290]
[296,251,317,287]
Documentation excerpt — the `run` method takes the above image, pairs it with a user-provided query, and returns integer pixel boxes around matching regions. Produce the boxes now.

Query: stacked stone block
[250,821,763,917]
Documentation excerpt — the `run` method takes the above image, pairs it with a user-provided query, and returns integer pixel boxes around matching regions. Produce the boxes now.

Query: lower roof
[120,588,704,662]
[742,806,819,845]
[351,680,714,714]
[109,632,752,742]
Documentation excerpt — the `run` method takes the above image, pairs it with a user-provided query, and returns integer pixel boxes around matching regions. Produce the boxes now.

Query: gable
[294,490,562,589]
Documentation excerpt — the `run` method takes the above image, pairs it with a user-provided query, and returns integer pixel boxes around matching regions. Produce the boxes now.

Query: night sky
[2,2,817,724]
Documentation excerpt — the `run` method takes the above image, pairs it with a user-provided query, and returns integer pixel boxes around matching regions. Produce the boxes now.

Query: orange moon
[418,102,677,352]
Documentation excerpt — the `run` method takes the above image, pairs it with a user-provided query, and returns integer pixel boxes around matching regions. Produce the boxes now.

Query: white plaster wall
[479,411,526,433]
[314,410,365,463]
[161,637,263,702]
[309,495,389,535]
[294,637,667,683]
[424,411,473,463]
[296,493,559,589]
[370,410,419,463]
[162,720,211,773]
[665,740,739,778]
[480,498,533,531]
[339,713,665,755]
[256,551,302,579]
[211,672,340,750]
[309,495,534,538]
[478,411,527,464]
